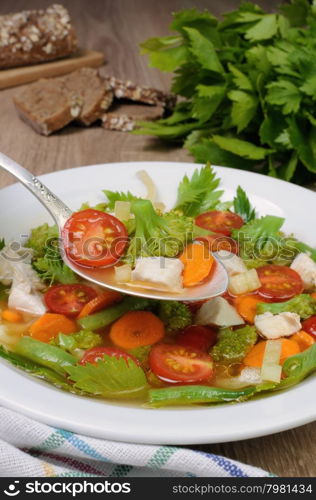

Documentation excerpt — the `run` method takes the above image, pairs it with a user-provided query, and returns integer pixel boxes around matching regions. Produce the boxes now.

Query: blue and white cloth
[0,407,272,477]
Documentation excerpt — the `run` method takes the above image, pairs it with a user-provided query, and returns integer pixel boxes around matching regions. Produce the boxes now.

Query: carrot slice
[1,309,23,323]
[29,313,77,343]
[291,330,314,351]
[235,294,264,324]
[78,290,122,318]
[244,338,300,368]
[109,311,165,349]
[311,293,316,300]
[180,243,214,287]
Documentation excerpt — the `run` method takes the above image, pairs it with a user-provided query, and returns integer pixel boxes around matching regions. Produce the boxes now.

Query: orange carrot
[244,339,300,368]
[291,330,314,351]
[180,243,214,287]
[1,309,23,323]
[78,290,122,318]
[29,313,77,343]
[311,293,316,300]
[109,311,165,349]
[235,294,264,324]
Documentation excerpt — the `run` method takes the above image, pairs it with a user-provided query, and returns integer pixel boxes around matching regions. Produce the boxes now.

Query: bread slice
[102,101,164,132]
[64,68,113,126]
[13,78,78,135]
[13,68,113,135]
[104,76,176,109]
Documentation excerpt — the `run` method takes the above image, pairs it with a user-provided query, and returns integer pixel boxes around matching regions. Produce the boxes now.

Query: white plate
[0,161,315,444]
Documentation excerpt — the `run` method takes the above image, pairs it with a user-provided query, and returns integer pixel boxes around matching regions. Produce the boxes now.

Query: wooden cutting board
[0,49,105,90]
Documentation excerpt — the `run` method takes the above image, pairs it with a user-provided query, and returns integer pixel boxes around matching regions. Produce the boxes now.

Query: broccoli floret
[51,331,102,353]
[211,326,257,363]
[257,294,316,319]
[158,301,192,332]
[124,200,193,265]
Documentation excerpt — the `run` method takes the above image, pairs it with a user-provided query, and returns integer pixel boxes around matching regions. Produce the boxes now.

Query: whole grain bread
[0,4,77,69]
[102,101,164,132]
[13,67,113,135]
[104,76,176,109]
[64,67,113,125]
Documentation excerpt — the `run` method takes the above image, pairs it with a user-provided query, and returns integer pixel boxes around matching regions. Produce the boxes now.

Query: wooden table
[0,0,315,477]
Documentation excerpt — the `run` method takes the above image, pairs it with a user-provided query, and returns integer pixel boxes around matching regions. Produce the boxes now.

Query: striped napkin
[0,407,272,477]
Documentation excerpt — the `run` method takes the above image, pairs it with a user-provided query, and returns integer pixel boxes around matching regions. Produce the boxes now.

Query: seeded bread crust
[102,102,164,132]
[0,4,77,69]
[104,76,176,109]
[13,68,113,135]
[64,67,113,125]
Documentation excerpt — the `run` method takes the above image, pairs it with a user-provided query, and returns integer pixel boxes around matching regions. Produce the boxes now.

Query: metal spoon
[0,152,228,301]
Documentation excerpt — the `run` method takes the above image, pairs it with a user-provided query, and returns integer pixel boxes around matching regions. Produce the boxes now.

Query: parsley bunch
[138,1,316,184]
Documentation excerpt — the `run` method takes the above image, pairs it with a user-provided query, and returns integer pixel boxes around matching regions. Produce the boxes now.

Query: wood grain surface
[0,0,315,477]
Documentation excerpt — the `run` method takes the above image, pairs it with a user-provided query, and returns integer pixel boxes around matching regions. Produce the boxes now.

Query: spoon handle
[0,152,72,228]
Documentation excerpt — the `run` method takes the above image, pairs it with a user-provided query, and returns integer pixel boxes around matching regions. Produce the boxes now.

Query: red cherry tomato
[44,284,97,317]
[195,234,239,254]
[177,325,217,352]
[80,347,139,365]
[302,316,316,338]
[149,343,214,383]
[62,209,128,268]
[195,211,244,236]
[257,265,303,301]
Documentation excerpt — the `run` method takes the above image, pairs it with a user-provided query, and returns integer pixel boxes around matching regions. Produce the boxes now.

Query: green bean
[148,385,256,407]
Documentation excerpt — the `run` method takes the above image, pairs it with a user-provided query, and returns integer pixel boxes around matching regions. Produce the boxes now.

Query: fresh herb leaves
[103,190,140,210]
[233,186,256,223]
[66,355,147,398]
[138,1,316,183]
[174,163,223,216]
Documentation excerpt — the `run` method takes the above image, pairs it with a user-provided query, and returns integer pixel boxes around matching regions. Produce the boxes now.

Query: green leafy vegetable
[27,223,77,284]
[0,345,78,393]
[66,355,147,398]
[138,1,316,184]
[211,325,257,363]
[14,337,77,376]
[124,199,193,265]
[158,301,192,332]
[50,331,102,353]
[0,238,5,251]
[233,186,256,223]
[174,163,223,216]
[103,190,140,210]
[232,215,298,268]
[257,294,316,319]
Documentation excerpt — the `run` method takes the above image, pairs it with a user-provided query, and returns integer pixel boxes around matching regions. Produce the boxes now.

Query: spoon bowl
[0,152,228,301]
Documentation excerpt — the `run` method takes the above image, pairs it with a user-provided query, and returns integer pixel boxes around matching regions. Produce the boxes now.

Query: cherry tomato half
[44,284,97,317]
[80,347,139,365]
[195,211,244,236]
[195,234,239,254]
[62,209,128,268]
[177,325,217,352]
[149,343,214,384]
[302,316,316,338]
[257,265,303,301]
